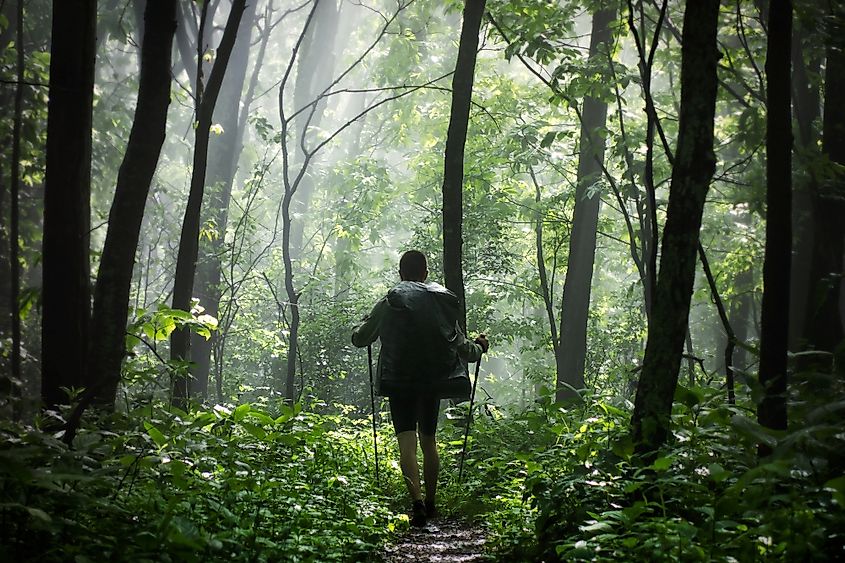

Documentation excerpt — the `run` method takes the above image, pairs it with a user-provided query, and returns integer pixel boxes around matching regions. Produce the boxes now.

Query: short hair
[399,250,427,280]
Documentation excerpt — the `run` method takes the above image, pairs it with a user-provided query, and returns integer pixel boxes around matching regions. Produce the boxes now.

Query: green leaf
[240,422,267,440]
[26,507,52,523]
[540,131,557,148]
[233,403,250,422]
[825,476,845,506]
[144,422,168,447]
[651,456,673,471]
[731,414,778,449]
[673,385,703,409]
[708,463,730,483]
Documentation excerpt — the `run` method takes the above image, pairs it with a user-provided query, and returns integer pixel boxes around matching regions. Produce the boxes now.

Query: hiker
[351,250,489,527]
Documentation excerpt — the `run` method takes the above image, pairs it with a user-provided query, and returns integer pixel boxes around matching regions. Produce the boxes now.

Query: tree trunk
[41,0,97,408]
[171,0,247,407]
[730,265,753,372]
[757,0,793,447]
[85,0,177,407]
[631,0,720,455]
[189,0,258,401]
[4,0,25,408]
[442,0,486,332]
[555,5,616,403]
[289,0,340,259]
[532,171,558,361]
[788,17,821,350]
[803,4,844,371]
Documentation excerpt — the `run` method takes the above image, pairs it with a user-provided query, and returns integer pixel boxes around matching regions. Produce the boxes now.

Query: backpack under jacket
[376,281,471,400]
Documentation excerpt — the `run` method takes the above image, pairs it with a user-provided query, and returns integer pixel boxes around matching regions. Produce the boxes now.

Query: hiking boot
[424,499,438,518]
[410,500,427,527]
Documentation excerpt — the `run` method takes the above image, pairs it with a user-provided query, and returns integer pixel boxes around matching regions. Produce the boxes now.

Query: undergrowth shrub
[447,373,845,562]
[0,401,406,562]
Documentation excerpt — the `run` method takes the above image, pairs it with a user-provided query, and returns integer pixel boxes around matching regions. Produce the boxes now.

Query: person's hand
[474,334,489,354]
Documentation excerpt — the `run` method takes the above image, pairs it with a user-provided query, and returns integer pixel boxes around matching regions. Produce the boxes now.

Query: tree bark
[730,265,753,372]
[757,0,793,448]
[442,0,486,332]
[4,0,25,408]
[631,0,720,455]
[41,0,97,408]
[803,3,844,371]
[532,171,558,360]
[85,0,177,407]
[555,5,616,403]
[788,16,821,350]
[171,0,247,407]
[189,0,259,401]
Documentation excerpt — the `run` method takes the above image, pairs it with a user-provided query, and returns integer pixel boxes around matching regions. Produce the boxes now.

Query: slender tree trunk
[757,0,793,449]
[84,0,177,407]
[41,0,97,408]
[699,243,736,404]
[631,0,720,455]
[804,3,845,370]
[171,0,247,407]
[442,0,486,332]
[4,0,24,407]
[555,5,616,402]
[190,0,258,401]
[730,266,753,372]
[269,0,342,404]
[532,171,558,360]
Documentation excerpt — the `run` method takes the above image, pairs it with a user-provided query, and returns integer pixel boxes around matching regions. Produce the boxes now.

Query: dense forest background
[0,0,843,560]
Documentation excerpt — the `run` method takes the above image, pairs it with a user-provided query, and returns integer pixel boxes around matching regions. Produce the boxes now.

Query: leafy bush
[445,379,845,562]
[0,401,406,562]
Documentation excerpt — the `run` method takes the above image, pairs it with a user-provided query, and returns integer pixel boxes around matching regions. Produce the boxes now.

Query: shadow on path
[382,517,490,562]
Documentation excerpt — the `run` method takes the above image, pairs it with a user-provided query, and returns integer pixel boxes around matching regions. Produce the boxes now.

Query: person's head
[399,250,428,282]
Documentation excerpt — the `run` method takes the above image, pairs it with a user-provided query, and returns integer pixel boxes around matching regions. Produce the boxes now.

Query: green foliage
[0,401,406,561]
[445,380,845,562]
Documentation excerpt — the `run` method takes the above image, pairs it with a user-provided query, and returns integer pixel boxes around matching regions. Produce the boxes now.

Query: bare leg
[396,430,422,501]
[419,433,439,503]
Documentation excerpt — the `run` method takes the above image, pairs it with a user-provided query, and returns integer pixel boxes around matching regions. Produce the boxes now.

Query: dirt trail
[381,517,490,562]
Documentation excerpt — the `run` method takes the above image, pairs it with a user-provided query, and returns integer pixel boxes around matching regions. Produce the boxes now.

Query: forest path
[381,517,490,562]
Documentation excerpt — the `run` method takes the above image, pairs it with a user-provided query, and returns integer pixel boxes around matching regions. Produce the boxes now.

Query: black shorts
[389,395,440,436]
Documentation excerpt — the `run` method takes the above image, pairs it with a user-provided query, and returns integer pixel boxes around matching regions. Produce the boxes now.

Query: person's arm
[351,297,388,348]
[457,328,488,363]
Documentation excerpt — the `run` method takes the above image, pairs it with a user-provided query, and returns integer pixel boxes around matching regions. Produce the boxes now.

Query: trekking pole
[458,357,482,483]
[367,345,380,487]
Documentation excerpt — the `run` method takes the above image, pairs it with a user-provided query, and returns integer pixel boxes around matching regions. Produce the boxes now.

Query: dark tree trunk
[555,5,616,403]
[631,0,720,455]
[804,4,844,370]
[788,17,821,350]
[757,0,793,447]
[41,0,97,408]
[442,0,486,332]
[84,0,177,407]
[189,0,258,401]
[171,0,247,407]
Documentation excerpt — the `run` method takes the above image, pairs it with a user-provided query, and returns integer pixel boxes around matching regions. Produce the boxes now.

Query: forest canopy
[0,0,843,560]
